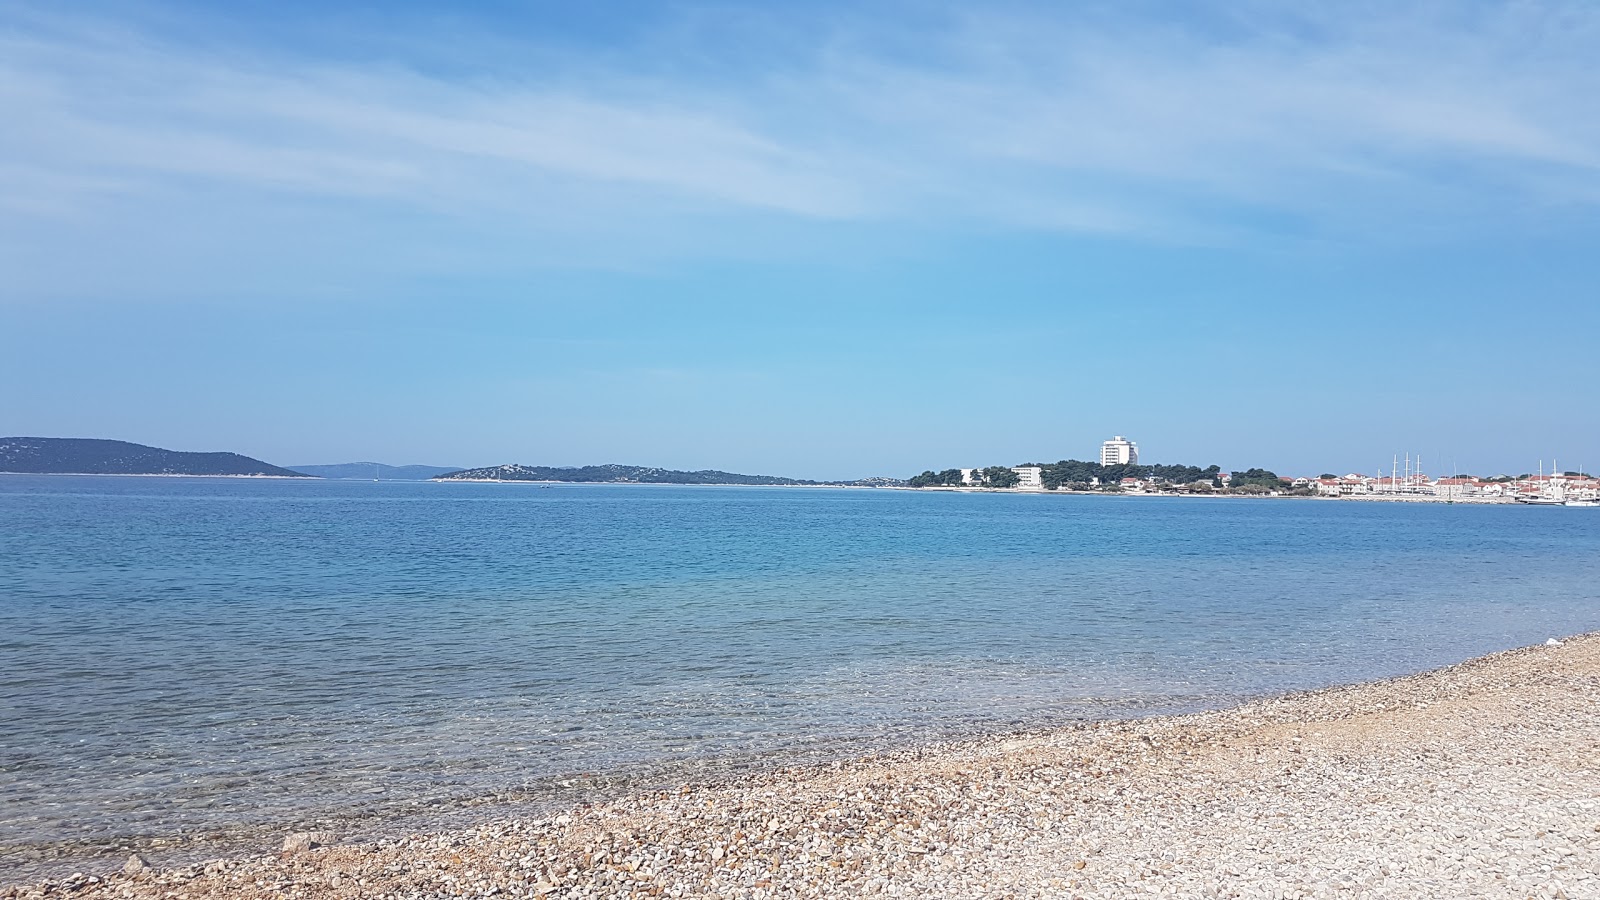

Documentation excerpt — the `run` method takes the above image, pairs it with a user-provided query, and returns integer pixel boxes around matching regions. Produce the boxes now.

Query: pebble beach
[9,633,1597,900]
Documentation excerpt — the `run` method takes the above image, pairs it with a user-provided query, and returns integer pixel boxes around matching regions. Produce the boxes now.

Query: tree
[1037,459,1102,489]
[981,466,1019,488]
[1229,468,1282,489]
[908,468,966,487]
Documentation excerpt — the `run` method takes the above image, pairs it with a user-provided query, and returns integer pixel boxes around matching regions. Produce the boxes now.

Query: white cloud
[0,24,867,218]
[812,4,1600,213]
[3,1,1600,298]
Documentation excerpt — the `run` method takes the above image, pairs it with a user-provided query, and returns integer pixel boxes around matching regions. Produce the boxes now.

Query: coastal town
[913,435,1600,506]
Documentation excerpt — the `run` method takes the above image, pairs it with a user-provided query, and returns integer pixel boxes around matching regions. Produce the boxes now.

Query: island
[0,437,312,478]
[434,463,903,487]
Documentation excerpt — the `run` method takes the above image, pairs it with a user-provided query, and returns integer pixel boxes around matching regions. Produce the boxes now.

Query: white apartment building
[1100,436,1139,466]
[960,466,1044,489]
[1011,466,1044,490]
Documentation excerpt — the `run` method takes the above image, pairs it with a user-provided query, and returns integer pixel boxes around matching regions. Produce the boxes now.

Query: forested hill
[436,463,822,485]
[0,437,311,477]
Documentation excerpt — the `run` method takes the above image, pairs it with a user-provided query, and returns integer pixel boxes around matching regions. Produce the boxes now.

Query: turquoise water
[2,475,1597,877]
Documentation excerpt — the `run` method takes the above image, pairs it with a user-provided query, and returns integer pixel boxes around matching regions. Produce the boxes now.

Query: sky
[3,0,1598,480]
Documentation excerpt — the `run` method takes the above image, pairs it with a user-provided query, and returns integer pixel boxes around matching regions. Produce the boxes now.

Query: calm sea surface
[2,475,1597,878]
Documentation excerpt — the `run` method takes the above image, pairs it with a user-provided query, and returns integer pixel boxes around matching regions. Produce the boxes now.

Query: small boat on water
[1565,499,1599,508]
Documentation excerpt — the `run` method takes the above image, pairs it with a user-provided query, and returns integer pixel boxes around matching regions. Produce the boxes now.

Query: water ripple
[1,476,1597,880]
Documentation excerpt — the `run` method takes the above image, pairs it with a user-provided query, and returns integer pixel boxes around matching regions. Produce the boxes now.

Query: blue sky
[3,1,1598,479]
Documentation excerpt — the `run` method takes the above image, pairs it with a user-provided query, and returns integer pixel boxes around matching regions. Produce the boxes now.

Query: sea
[2,474,1597,880]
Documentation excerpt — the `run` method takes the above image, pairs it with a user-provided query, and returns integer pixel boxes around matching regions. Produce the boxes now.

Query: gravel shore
[9,634,1598,899]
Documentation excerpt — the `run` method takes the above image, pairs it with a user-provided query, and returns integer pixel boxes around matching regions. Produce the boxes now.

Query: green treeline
[1028,460,1223,490]
[983,466,1020,487]
[1226,468,1285,488]
[908,459,1295,494]
[906,466,1020,488]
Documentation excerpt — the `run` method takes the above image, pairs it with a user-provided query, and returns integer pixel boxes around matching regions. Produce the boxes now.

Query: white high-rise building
[1100,436,1139,466]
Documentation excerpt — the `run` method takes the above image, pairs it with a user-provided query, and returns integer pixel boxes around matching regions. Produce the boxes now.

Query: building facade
[1100,435,1139,467]
[1011,466,1044,490]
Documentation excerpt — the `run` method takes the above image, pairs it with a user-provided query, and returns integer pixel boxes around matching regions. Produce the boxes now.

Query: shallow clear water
[2,475,1597,878]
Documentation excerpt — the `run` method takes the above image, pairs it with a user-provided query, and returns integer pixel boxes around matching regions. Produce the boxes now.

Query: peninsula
[913,435,1599,504]
[435,463,903,487]
[0,437,310,478]
[289,462,461,481]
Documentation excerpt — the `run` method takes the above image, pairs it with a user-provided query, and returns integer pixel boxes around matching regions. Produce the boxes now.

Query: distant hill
[289,462,462,481]
[0,437,311,477]
[436,463,823,486]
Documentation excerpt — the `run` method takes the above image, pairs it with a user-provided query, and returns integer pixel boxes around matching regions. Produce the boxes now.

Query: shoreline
[9,633,1598,898]
[0,472,313,479]
[437,478,760,485]
[891,485,1528,504]
[0,474,1550,503]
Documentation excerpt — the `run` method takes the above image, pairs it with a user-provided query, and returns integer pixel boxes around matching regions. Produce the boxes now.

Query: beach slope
[10,634,1598,899]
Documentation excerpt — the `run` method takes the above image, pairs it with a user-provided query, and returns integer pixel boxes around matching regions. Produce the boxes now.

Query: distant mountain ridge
[437,464,907,487]
[290,462,461,481]
[0,437,309,477]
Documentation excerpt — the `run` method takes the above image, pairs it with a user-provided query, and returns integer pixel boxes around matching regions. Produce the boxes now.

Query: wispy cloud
[4,1,1600,298]
[0,17,867,218]
[808,3,1600,226]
